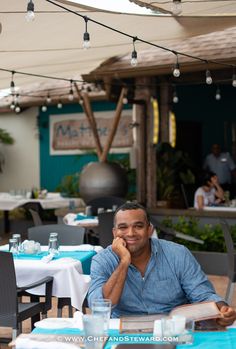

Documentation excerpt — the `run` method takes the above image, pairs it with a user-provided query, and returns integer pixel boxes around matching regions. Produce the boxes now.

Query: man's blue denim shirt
[87,238,223,318]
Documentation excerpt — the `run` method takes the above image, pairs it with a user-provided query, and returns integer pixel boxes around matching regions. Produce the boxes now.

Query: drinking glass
[9,238,19,255]
[85,206,92,216]
[83,314,105,349]
[91,299,111,333]
[12,233,22,251]
[48,237,59,256]
[178,318,195,344]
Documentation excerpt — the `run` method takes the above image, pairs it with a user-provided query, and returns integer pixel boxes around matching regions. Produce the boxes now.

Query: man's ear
[148,223,154,237]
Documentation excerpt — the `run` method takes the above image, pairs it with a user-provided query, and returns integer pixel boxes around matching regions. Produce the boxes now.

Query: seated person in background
[88,202,236,325]
[194,171,225,209]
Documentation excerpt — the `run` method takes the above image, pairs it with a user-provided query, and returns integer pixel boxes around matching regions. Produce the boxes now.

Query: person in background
[194,171,225,209]
[88,202,236,326]
[203,144,236,197]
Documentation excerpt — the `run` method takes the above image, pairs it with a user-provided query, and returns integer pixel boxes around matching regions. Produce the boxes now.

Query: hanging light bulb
[68,80,74,101]
[10,71,15,94]
[232,73,236,88]
[46,93,51,104]
[15,102,21,113]
[131,37,138,67]
[83,16,90,49]
[26,0,35,22]
[57,100,63,109]
[10,100,15,110]
[172,88,179,103]
[205,69,213,85]
[171,0,182,15]
[215,87,221,101]
[123,96,128,104]
[41,103,47,112]
[173,54,180,77]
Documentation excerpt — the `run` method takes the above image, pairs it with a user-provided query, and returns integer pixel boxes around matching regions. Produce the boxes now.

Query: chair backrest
[87,196,126,216]
[29,209,43,226]
[0,252,18,327]
[221,220,236,280]
[98,211,115,248]
[180,183,197,208]
[28,224,85,245]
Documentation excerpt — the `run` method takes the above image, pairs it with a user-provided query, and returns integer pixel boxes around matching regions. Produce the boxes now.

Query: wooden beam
[74,83,103,160]
[100,87,127,162]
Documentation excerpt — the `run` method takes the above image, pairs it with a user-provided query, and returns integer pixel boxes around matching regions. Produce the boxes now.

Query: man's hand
[216,305,236,326]
[112,237,131,265]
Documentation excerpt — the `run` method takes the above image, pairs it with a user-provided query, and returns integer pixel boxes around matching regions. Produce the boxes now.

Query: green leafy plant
[156,143,196,202]
[0,128,14,172]
[56,173,80,197]
[160,216,236,252]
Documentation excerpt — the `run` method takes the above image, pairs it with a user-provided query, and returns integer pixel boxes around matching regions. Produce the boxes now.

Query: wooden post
[159,82,171,142]
[135,77,156,208]
[74,83,103,160]
[100,87,127,162]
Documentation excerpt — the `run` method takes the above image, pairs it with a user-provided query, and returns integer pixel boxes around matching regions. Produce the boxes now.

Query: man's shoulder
[153,238,187,254]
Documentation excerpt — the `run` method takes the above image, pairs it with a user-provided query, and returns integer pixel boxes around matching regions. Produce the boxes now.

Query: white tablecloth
[14,258,90,311]
[0,192,85,211]
[204,206,236,212]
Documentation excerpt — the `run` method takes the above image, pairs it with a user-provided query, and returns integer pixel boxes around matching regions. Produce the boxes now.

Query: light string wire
[46,0,236,69]
[0,0,235,103]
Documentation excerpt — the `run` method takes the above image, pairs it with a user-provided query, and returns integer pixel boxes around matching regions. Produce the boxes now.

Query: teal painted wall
[39,102,131,191]
[172,84,236,157]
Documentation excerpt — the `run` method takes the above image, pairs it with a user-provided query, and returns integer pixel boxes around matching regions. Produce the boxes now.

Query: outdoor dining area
[1,0,236,348]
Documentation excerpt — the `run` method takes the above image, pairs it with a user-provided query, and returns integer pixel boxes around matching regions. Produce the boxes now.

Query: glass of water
[91,299,112,333]
[9,238,19,255]
[83,314,105,349]
[48,236,59,256]
[12,233,22,252]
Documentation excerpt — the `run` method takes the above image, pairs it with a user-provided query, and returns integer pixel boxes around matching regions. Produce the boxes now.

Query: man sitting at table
[88,202,236,326]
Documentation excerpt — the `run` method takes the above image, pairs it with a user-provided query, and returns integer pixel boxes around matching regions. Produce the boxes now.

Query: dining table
[13,317,236,349]
[0,192,85,233]
[0,244,102,311]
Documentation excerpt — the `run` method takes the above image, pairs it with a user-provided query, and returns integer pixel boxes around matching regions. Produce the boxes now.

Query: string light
[171,0,182,16]
[10,71,15,94]
[68,80,74,101]
[215,86,221,100]
[232,73,236,88]
[172,87,179,103]
[10,95,15,110]
[46,93,51,104]
[57,100,62,109]
[206,69,213,85]
[26,0,35,22]
[14,95,21,113]
[41,103,47,112]
[173,54,180,77]
[131,37,138,67]
[82,16,90,49]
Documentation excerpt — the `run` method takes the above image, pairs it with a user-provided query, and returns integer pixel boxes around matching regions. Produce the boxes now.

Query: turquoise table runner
[32,328,236,348]
[14,250,96,275]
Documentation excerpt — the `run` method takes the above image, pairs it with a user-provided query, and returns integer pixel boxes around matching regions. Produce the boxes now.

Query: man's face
[113,209,153,255]
[212,144,221,157]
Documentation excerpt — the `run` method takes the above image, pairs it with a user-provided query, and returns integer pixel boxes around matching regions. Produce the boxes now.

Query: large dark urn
[79,162,128,203]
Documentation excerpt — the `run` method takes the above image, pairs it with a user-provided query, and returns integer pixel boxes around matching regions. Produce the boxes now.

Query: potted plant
[156,142,196,208]
[0,128,14,172]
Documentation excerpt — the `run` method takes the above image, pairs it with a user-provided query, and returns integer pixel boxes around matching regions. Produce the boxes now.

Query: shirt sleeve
[87,251,117,307]
[226,153,236,171]
[178,246,224,304]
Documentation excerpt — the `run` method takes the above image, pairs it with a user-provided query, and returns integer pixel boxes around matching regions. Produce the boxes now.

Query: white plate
[34,318,76,329]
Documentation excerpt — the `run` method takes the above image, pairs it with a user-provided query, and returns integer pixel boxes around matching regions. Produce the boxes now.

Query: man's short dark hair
[114,202,150,225]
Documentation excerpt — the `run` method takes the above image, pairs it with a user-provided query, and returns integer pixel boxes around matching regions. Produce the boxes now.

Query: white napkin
[63,213,77,225]
[15,337,79,349]
[73,311,84,329]
[41,253,54,263]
